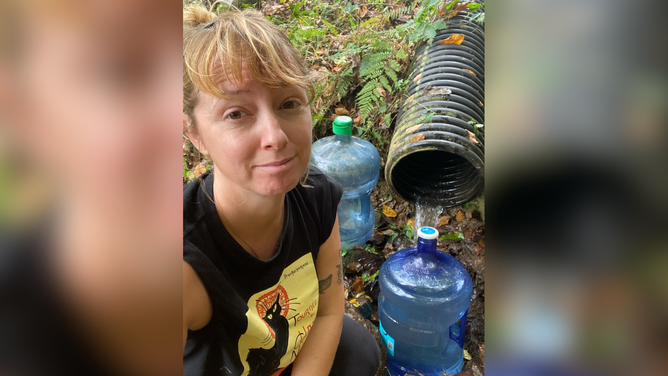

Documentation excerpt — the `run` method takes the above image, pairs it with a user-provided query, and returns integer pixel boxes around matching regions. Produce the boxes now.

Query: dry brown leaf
[353,114,362,125]
[456,211,463,222]
[375,87,387,98]
[467,130,479,145]
[411,133,426,143]
[413,73,422,83]
[437,215,450,227]
[445,2,469,19]
[358,5,368,18]
[313,97,323,113]
[352,277,364,294]
[192,163,207,178]
[335,104,349,116]
[462,68,476,76]
[382,205,397,218]
[407,218,415,229]
[439,34,465,45]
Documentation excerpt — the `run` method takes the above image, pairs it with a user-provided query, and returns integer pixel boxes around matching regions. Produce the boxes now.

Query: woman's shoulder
[305,165,341,189]
[183,171,213,237]
[300,166,343,202]
[293,166,343,245]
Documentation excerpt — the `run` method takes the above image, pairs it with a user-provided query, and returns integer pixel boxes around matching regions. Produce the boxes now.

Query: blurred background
[0,0,183,375]
[486,0,667,375]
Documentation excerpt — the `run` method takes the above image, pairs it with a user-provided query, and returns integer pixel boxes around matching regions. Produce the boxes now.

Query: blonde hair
[183,5,313,128]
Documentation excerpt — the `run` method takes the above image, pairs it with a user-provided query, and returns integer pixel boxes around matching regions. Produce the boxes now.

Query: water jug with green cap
[310,116,381,249]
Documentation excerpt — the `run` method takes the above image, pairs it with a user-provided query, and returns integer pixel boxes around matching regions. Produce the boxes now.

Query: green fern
[356,47,402,122]
[387,4,412,21]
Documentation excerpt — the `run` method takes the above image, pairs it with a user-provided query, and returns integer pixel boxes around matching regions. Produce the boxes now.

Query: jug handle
[449,308,469,348]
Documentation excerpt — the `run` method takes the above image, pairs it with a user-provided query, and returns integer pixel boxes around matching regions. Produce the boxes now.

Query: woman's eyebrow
[222,88,252,96]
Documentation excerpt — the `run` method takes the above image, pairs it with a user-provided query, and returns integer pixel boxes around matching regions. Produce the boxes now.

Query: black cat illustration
[246,293,290,376]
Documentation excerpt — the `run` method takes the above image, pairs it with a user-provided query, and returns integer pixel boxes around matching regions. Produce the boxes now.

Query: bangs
[183,10,311,99]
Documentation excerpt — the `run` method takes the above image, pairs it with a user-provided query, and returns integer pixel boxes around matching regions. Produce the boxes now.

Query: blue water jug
[379,227,473,376]
[310,116,380,249]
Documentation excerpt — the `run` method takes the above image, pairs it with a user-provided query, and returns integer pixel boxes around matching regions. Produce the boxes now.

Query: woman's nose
[260,111,289,151]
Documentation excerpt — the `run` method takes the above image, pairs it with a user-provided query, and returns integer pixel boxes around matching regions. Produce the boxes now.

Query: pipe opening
[390,149,482,206]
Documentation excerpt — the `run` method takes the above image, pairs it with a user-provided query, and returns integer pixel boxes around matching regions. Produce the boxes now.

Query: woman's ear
[183,114,209,156]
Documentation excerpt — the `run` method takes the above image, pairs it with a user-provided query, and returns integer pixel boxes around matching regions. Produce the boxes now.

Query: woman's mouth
[254,156,296,172]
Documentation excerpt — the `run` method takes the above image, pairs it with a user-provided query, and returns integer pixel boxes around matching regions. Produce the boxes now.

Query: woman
[182,5,381,376]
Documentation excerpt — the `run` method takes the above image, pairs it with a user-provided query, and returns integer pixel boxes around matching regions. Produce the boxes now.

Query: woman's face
[187,73,312,197]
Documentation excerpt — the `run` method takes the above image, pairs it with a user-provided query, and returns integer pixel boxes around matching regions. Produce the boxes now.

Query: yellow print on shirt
[238,253,319,376]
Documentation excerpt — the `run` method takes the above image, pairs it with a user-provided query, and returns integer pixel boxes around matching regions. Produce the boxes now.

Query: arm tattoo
[336,263,343,285]
[336,250,343,285]
[318,274,332,294]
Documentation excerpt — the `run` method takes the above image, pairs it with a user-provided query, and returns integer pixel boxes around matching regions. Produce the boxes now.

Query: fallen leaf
[192,163,207,178]
[462,69,476,76]
[407,218,415,229]
[358,5,368,18]
[456,211,463,222]
[479,101,484,107]
[466,210,473,219]
[352,276,364,294]
[464,349,472,361]
[437,215,450,227]
[335,104,349,116]
[439,34,465,45]
[445,2,469,19]
[411,133,426,143]
[353,114,362,125]
[375,87,387,98]
[313,97,323,113]
[467,130,479,145]
[413,73,423,83]
[382,205,397,218]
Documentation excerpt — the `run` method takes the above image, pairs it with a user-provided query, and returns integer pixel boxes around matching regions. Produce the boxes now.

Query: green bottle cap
[332,116,353,135]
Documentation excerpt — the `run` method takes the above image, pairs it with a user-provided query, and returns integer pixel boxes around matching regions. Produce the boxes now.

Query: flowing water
[413,197,443,243]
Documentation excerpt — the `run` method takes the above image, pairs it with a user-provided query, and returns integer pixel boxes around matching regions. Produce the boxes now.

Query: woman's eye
[227,110,246,120]
[281,100,300,110]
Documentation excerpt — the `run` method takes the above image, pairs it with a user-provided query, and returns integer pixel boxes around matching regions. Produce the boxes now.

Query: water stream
[413,197,444,244]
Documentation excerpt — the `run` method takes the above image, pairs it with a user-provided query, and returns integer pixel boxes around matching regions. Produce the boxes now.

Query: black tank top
[183,166,343,376]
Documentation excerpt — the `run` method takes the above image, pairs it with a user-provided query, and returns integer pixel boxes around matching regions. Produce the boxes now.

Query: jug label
[379,321,395,356]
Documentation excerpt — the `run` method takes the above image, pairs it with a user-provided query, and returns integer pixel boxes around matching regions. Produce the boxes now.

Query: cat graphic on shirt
[246,293,289,376]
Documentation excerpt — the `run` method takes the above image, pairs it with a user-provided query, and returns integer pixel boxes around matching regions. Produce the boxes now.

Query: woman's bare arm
[290,216,344,376]
[183,261,213,350]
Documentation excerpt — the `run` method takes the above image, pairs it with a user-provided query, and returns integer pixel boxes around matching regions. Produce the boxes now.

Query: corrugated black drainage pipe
[385,13,484,207]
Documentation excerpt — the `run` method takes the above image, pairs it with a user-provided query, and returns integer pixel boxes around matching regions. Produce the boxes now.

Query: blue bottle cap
[418,226,439,240]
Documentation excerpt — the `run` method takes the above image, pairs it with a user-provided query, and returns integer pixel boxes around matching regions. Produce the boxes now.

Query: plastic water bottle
[310,116,381,249]
[379,227,473,376]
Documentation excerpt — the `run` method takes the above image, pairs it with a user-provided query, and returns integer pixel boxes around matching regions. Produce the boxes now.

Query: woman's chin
[253,174,302,196]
